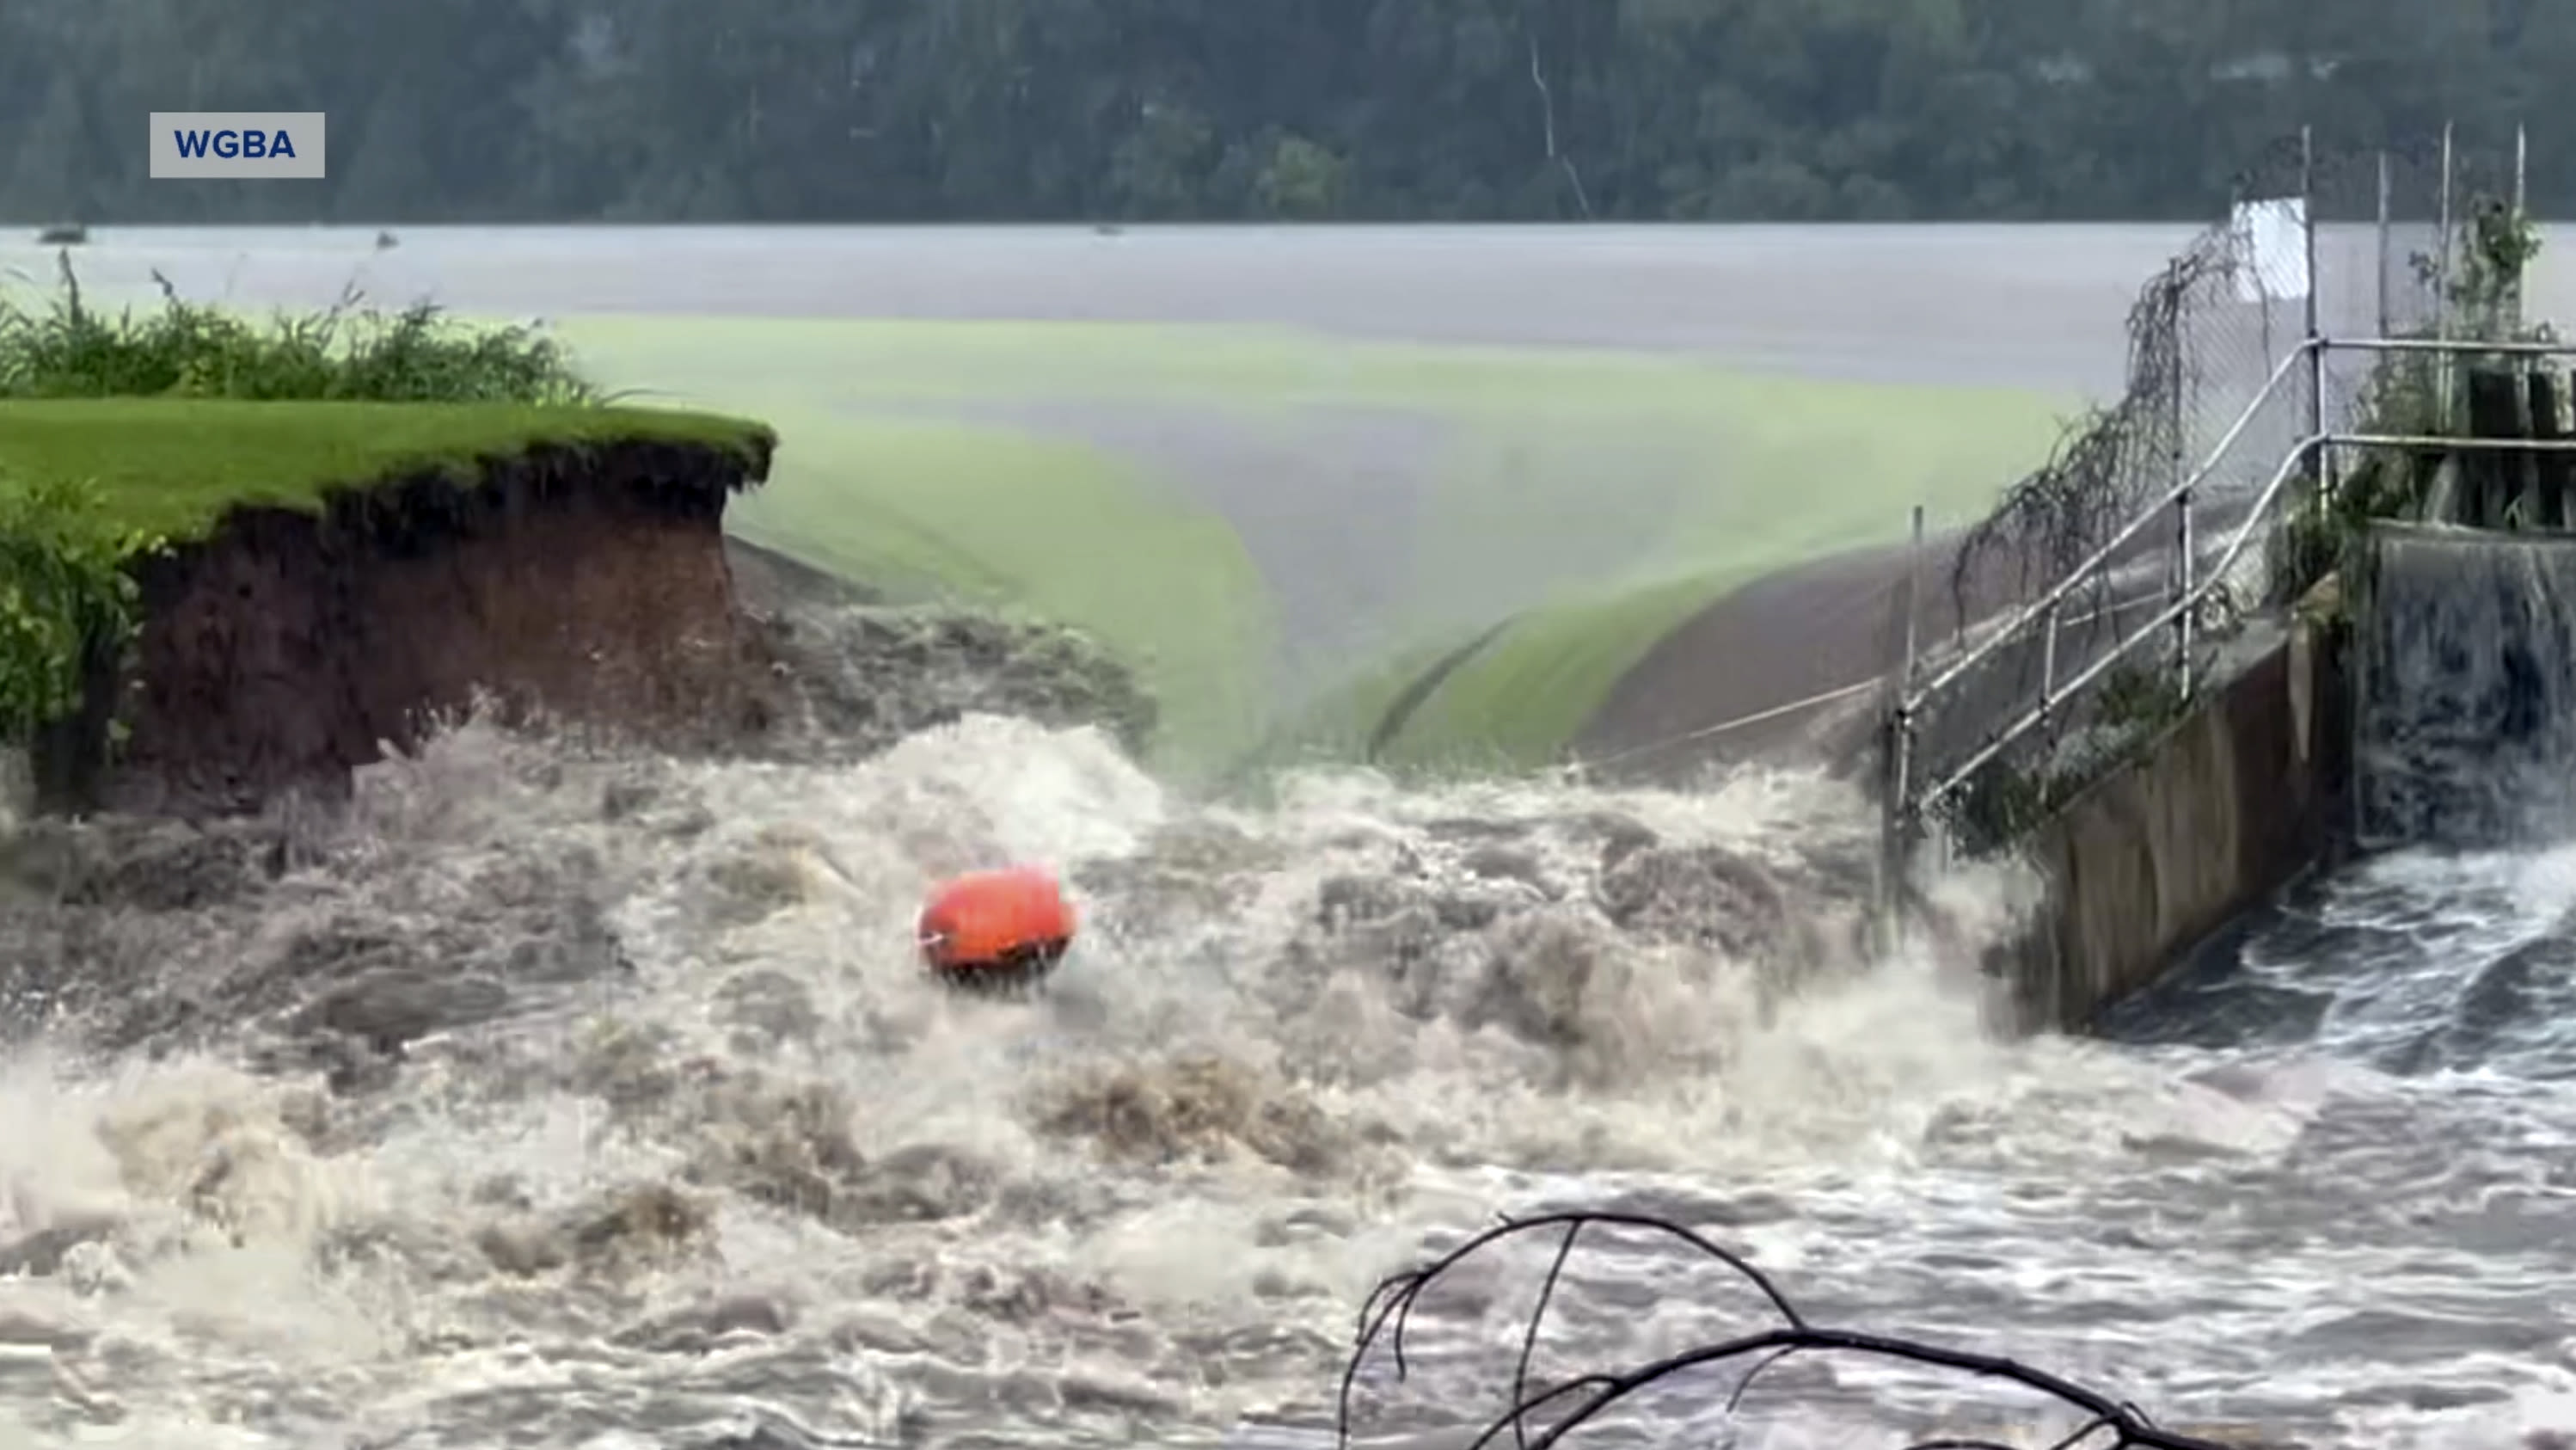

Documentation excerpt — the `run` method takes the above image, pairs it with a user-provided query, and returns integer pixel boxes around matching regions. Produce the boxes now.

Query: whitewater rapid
[1,710,2573,1449]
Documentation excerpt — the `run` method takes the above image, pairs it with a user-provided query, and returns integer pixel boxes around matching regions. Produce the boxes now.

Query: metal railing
[1883,333,2576,876]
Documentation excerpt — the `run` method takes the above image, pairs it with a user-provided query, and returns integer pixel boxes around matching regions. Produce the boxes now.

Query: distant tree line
[4,0,2573,226]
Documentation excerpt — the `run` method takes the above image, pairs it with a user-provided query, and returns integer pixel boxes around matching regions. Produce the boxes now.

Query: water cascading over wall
[2356,521,2576,846]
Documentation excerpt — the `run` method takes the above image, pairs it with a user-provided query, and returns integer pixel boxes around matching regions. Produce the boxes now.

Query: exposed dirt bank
[36,436,782,817]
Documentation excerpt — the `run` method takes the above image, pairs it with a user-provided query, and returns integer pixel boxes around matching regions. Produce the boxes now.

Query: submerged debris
[1032,1053,1366,1176]
[751,603,1158,762]
[475,1182,715,1278]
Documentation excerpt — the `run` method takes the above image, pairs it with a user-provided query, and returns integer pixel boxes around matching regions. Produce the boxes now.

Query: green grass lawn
[0,397,767,540]
[552,315,2070,776]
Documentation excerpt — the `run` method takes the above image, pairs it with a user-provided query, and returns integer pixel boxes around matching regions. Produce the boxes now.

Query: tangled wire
[1335,1210,2250,1450]
[1947,235,2218,632]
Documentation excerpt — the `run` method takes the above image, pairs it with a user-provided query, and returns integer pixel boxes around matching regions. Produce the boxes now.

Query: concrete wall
[2003,610,2349,1033]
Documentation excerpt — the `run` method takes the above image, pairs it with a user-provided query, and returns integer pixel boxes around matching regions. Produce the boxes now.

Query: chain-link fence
[1885,126,2533,869]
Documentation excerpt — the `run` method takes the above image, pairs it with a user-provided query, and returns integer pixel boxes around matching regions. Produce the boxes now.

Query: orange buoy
[917,865,1077,994]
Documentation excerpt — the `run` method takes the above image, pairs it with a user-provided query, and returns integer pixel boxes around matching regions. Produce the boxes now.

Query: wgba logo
[149,112,326,179]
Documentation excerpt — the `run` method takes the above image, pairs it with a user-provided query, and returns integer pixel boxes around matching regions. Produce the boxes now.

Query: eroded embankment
[37,435,783,816]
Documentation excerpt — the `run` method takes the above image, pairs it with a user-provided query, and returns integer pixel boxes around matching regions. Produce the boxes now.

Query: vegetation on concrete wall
[1935,661,2199,858]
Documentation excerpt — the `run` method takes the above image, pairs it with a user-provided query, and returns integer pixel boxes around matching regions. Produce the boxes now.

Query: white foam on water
[0,713,2566,1447]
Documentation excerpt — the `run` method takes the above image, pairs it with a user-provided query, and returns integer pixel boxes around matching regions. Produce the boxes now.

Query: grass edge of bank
[0,396,771,755]
[0,397,771,541]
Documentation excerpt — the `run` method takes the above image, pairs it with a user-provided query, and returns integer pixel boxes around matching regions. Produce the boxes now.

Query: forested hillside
[3,0,2568,224]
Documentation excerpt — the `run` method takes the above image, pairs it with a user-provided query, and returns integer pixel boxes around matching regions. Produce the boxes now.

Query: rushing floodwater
[5,226,2575,1447]
[2,700,2573,1450]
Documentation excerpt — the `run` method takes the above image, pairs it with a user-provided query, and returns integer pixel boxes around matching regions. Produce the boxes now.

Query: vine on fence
[1336,1210,2253,1450]
[1947,237,2220,628]
[0,474,165,744]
